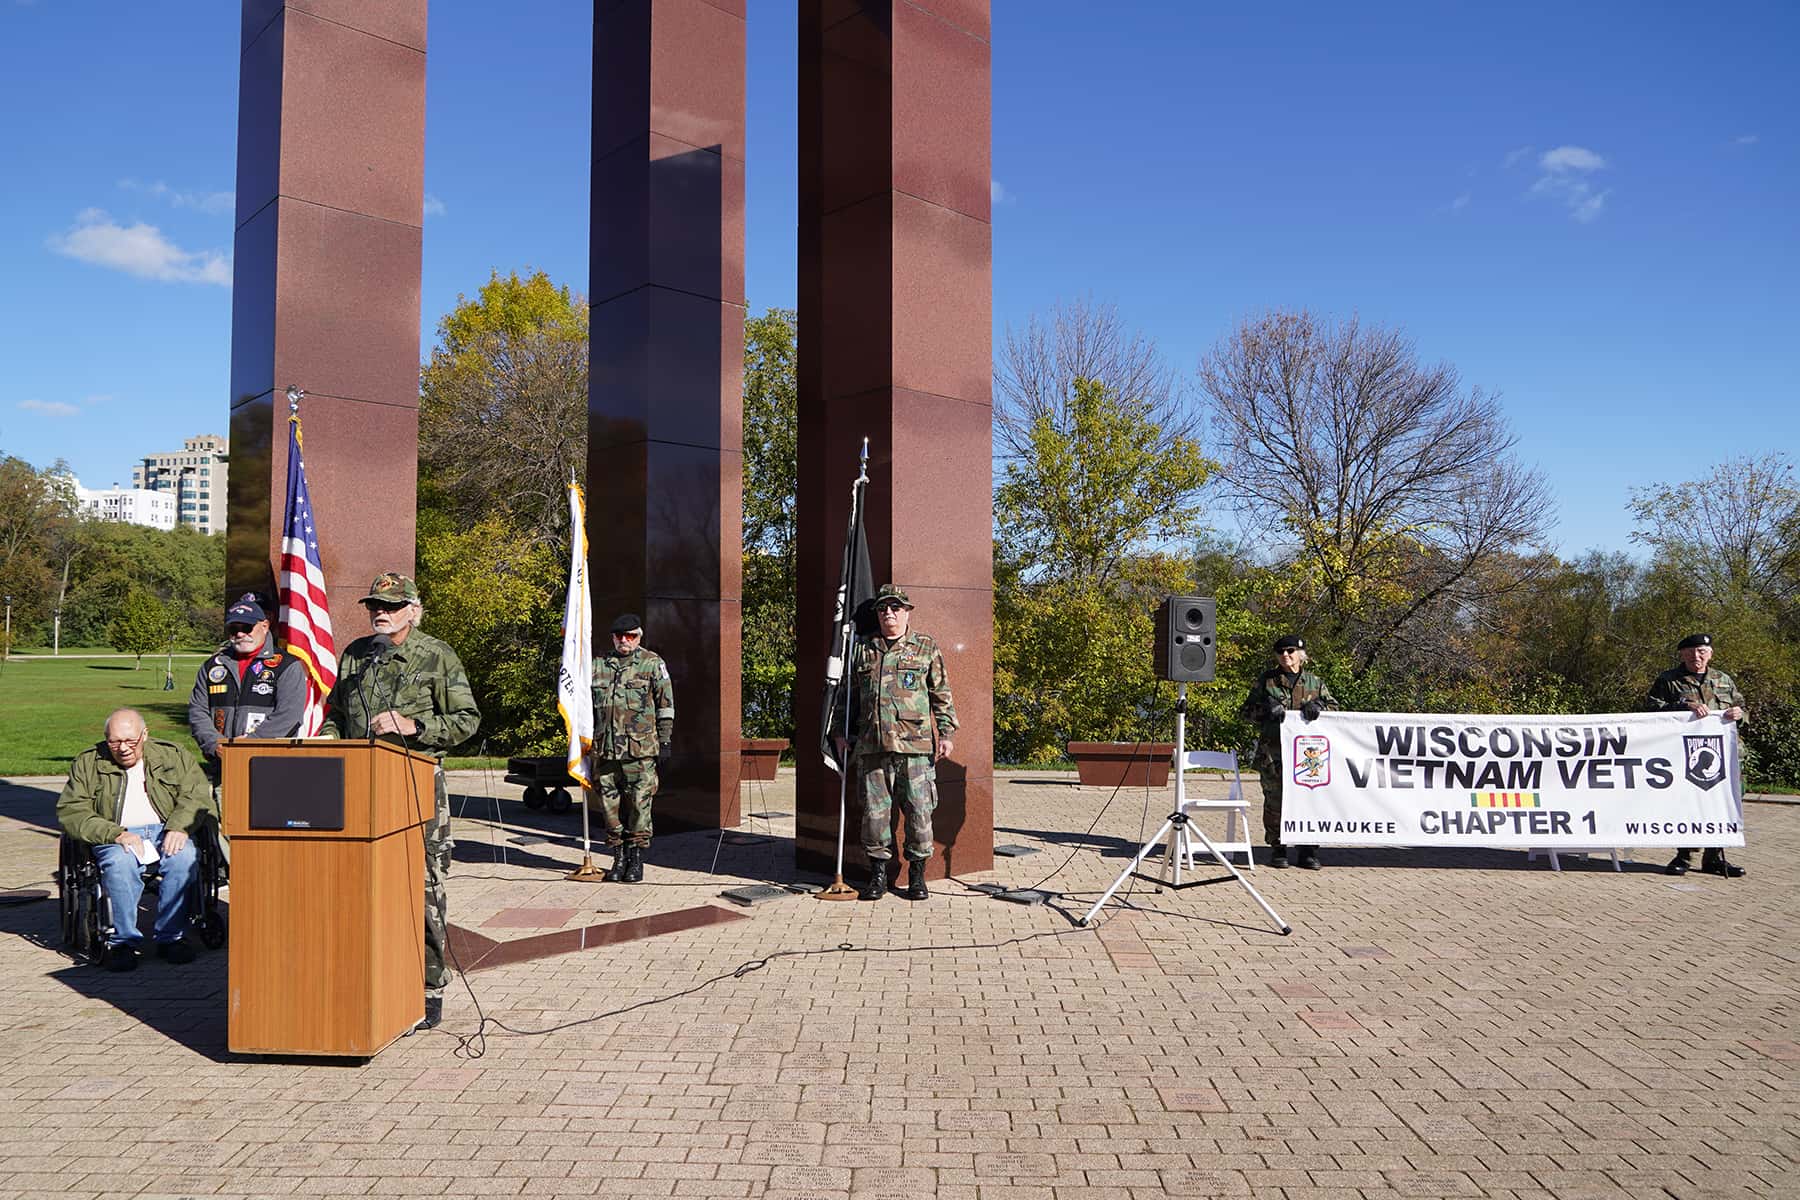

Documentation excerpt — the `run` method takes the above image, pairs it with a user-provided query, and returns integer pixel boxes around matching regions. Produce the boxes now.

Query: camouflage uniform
[325,598,479,1000]
[850,630,958,863]
[1240,667,1335,846]
[1648,667,1749,719]
[590,646,674,848]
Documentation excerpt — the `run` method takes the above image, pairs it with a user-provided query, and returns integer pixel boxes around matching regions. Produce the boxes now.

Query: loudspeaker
[1153,595,1216,682]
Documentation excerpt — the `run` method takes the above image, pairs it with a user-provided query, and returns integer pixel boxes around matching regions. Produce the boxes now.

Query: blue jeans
[92,824,197,947]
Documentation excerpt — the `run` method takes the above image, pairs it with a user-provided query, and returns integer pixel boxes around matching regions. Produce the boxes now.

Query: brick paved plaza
[2,769,1795,1199]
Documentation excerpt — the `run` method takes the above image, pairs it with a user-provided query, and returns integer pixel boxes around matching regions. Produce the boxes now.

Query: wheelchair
[55,818,228,965]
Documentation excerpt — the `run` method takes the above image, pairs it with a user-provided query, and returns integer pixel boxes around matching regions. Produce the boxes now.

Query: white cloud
[1450,191,1472,211]
[1502,145,1535,169]
[1733,133,1759,146]
[118,178,235,215]
[18,399,79,417]
[423,193,447,218]
[1539,145,1607,172]
[48,209,232,285]
[991,179,1012,205]
[1529,145,1611,222]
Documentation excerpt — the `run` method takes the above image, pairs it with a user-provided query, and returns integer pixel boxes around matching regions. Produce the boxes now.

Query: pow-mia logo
[207,664,228,682]
[1292,734,1331,789]
[1684,734,1725,791]
[899,670,919,690]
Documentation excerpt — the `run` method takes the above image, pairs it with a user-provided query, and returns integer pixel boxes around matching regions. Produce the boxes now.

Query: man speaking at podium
[324,572,480,1030]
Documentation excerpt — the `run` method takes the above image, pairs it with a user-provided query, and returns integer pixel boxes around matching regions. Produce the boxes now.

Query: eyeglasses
[105,735,144,748]
[226,624,259,635]
[875,602,907,613]
[613,630,642,639]
[364,600,411,613]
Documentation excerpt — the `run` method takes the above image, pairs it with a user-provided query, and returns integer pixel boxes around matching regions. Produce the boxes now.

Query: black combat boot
[623,843,645,883]
[1701,848,1745,879]
[1267,843,1290,868]
[1295,845,1321,870]
[903,858,929,901]
[859,860,889,901]
[603,844,628,882]
[1664,850,1692,876]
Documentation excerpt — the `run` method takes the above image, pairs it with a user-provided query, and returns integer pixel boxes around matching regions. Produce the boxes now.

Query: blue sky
[2,1,1795,557]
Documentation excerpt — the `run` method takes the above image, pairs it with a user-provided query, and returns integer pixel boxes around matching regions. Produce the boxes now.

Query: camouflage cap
[873,584,914,609]
[360,572,420,605]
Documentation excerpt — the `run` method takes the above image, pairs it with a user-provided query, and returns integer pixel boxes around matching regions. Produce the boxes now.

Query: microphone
[360,635,394,740]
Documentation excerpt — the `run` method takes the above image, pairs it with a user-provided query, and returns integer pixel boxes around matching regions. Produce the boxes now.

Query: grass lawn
[0,655,211,776]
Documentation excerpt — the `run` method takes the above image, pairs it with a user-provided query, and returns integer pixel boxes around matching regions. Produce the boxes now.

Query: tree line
[10,271,1794,788]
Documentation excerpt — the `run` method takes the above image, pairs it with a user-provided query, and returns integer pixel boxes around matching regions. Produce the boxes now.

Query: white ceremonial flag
[1281,711,1745,848]
[557,481,594,790]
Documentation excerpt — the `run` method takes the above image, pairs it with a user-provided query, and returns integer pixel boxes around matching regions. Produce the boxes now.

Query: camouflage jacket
[186,637,308,759]
[592,647,674,760]
[57,738,211,845]
[849,632,958,757]
[323,630,481,759]
[1240,669,1335,748]
[1648,666,1749,720]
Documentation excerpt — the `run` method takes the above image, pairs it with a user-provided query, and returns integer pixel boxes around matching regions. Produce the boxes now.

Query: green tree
[742,308,798,740]
[419,269,588,544]
[109,589,174,668]
[0,454,77,639]
[993,371,1214,761]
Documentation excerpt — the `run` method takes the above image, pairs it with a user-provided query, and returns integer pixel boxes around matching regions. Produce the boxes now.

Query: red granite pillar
[226,2,428,618]
[590,0,746,831]
[796,1,994,880]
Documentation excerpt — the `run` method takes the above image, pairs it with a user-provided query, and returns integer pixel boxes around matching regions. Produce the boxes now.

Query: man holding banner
[1649,633,1749,878]
[1241,634,1335,870]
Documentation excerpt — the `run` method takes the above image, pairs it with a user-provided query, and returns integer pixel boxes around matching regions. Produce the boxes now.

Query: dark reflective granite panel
[226,393,277,606]
[451,905,748,973]
[235,13,283,228]
[229,204,279,409]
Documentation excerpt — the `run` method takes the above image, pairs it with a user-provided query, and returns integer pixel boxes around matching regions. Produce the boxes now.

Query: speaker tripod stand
[1079,684,1291,935]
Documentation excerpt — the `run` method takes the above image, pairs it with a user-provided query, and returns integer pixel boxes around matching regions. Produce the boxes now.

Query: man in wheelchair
[56,708,213,971]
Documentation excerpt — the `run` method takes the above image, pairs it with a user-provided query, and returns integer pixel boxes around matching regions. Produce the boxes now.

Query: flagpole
[817,438,870,901]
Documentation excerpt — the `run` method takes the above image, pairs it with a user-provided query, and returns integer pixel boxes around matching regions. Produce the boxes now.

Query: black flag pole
[816,437,873,901]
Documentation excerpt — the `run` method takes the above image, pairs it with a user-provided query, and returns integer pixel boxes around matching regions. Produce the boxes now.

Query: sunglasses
[875,602,908,613]
[363,600,411,613]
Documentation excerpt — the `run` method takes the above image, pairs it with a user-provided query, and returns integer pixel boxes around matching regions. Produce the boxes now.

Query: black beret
[1273,634,1305,652]
[611,613,644,635]
[1677,633,1712,650]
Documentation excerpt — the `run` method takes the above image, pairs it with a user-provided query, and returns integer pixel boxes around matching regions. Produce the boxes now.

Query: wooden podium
[220,739,436,1057]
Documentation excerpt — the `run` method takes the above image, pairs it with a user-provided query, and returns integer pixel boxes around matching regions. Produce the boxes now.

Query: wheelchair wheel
[523,784,547,810]
[72,885,104,966]
[198,909,227,950]
[549,787,573,814]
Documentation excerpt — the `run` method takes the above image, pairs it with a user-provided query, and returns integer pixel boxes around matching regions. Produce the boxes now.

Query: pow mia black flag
[820,441,876,777]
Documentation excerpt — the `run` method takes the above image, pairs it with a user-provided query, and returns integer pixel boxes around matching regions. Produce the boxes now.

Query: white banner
[557,482,594,790]
[1281,711,1744,848]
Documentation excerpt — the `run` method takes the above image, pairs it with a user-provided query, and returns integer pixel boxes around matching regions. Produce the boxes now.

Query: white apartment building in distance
[131,433,228,534]
[73,480,179,530]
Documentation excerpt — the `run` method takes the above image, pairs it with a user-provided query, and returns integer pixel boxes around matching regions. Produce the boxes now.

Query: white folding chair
[1527,847,1625,872]
[1170,749,1255,875]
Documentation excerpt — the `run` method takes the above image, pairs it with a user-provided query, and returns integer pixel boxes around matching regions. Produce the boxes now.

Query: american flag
[275,411,337,735]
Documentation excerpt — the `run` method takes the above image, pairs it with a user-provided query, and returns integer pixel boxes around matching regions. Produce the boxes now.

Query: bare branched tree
[1629,453,1800,607]
[419,320,588,545]
[1199,310,1555,671]
[994,297,1198,465]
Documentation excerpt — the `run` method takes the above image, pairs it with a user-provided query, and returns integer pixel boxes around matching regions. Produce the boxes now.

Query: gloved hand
[1302,700,1322,721]
[1265,703,1286,722]
[658,741,672,763]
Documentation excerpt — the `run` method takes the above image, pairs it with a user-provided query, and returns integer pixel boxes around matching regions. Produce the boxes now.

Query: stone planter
[740,738,789,781]
[1066,741,1176,788]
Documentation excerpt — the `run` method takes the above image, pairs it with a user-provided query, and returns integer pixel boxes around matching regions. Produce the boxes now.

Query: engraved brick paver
[1,772,1796,1198]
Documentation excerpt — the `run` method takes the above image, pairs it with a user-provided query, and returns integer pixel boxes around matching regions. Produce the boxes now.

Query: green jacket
[849,631,958,757]
[1648,666,1749,720]
[592,647,674,760]
[57,738,211,845]
[323,630,481,760]
[1240,668,1335,768]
